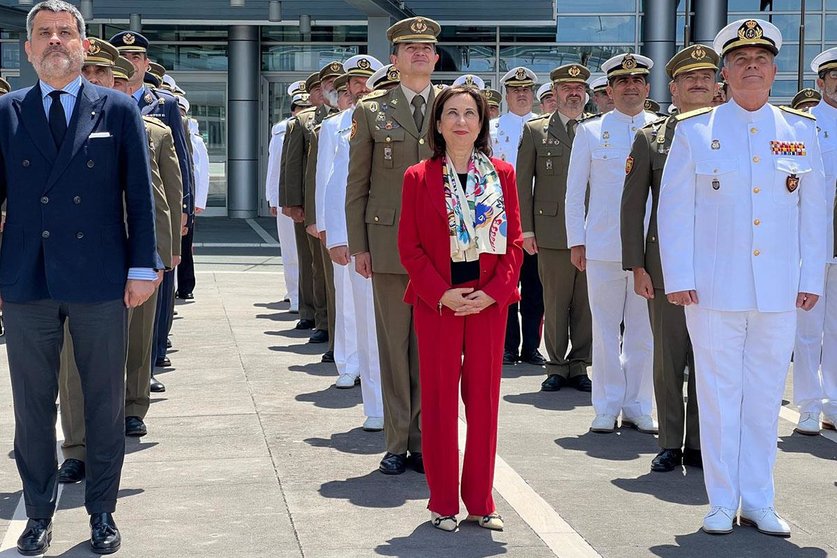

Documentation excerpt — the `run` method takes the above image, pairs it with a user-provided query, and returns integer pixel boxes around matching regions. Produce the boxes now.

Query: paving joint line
[246,219,281,245]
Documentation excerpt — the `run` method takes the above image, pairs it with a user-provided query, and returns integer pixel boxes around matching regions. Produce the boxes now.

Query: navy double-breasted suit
[0,80,159,303]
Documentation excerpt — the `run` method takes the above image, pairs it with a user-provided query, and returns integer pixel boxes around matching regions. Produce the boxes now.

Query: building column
[693,0,727,47]
[641,0,677,108]
[367,16,392,66]
[227,25,259,218]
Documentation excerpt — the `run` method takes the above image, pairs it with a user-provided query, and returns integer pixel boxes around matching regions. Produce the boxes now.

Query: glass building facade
[1,0,834,216]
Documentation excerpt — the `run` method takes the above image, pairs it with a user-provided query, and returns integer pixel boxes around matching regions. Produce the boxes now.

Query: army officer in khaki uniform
[345,16,441,476]
[621,44,719,473]
[517,63,594,392]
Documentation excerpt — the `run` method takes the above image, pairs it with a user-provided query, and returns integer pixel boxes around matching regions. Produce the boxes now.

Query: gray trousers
[4,298,128,518]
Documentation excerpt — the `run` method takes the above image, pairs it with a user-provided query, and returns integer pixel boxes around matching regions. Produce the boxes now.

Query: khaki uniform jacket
[279,104,330,209]
[516,112,587,250]
[143,115,183,268]
[621,115,672,288]
[345,85,438,274]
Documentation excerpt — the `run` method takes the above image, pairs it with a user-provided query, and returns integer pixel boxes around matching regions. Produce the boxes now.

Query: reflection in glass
[1,42,20,70]
[556,0,636,12]
[499,45,633,74]
[262,45,362,72]
[556,16,636,43]
[437,46,496,72]
[173,80,228,208]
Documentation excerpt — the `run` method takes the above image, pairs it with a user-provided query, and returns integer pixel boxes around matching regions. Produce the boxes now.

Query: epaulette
[779,105,816,120]
[361,89,388,102]
[530,113,551,122]
[642,115,667,130]
[579,112,602,123]
[323,111,343,122]
[674,106,714,122]
[297,106,317,116]
[433,84,446,93]
[142,115,167,129]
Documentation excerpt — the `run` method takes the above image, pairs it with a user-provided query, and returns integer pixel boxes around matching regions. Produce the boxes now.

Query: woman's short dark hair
[428,86,493,160]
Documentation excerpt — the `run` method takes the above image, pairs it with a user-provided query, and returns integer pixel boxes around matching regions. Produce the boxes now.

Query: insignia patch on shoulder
[350,119,358,140]
[625,155,634,175]
[779,105,816,120]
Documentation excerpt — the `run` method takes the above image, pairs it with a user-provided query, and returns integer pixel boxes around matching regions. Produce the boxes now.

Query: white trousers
[347,256,383,419]
[332,261,359,377]
[793,263,837,417]
[275,212,299,310]
[685,305,795,510]
[586,260,654,418]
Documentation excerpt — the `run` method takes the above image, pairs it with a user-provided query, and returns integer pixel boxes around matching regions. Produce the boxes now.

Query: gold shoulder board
[674,106,714,122]
[779,105,816,120]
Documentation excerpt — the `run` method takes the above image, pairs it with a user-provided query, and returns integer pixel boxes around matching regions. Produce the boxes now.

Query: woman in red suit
[398,85,523,532]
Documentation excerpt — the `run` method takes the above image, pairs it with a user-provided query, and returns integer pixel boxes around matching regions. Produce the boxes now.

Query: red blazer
[398,156,523,310]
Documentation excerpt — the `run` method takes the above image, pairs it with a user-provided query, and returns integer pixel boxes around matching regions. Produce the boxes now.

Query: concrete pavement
[0,227,834,557]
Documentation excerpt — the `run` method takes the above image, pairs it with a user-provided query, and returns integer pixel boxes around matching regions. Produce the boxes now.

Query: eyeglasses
[825,70,837,80]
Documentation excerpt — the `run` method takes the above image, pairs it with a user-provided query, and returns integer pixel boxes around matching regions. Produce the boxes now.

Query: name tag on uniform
[89,132,112,139]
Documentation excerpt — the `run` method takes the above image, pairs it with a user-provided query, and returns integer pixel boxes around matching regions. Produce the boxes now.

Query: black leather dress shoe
[379,452,407,475]
[409,452,425,474]
[17,518,52,556]
[125,416,147,437]
[58,458,85,484]
[651,448,683,472]
[569,374,593,392]
[683,448,703,468]
[308,329,329,344]
[155,357,171,368]
[295,319,315,330]
[150,375,166,393]
[89,513,121,555]
[176,292,194,300]
[502,350,519,365]
[541,374,566,392]
[321,350,335,363]
[521,350,547,366]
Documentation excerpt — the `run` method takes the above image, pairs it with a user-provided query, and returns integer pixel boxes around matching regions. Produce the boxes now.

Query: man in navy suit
[0,2,159,554]
[110,30,194,372]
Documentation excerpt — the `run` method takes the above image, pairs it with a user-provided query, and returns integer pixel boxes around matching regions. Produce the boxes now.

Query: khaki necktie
[412,95,426,132]
[567,118,577,143]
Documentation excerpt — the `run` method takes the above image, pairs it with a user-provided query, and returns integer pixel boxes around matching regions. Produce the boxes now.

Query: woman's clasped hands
[440,288,496,316]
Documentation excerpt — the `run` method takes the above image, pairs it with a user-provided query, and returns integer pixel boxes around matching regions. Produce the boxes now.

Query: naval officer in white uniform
[659,19,826,536]
[565,53,657,435]
[792,46,837,435]
[323,62,395,431]
[266,81,309,312]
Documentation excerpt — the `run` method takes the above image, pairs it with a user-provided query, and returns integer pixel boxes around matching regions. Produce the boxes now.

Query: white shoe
[622,415,659,434]
[430,512,457,532]
[822,415,837,431]
[590,415,617,433]
[794,412,821,435]
[335,374,359,389]
[466,512,504,531]
[739,508,791,537]
[362,417,384,432]
[702,506,736,535]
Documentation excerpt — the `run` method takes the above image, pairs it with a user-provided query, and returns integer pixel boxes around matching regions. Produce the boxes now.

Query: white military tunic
[793,99,837,420]
[565,108,656,419]
[266,118,299,311]
[659,99,826,510]
[323,107,384,419]
[490,111,534,167]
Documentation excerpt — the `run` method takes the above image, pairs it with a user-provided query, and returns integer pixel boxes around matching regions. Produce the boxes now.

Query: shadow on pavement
[504,390,592,412]
[611,471,707,505]
[777,434,837,461]
[304,428,384,456]
[501,363,547,379]
[555,429,658,461]
[0,490,22,520]
[319,471,428,508]
[375,522,508,557]
[288,363,338,378]
[296,386,363,410]
[57,487,143,511]
[650,530,829,557]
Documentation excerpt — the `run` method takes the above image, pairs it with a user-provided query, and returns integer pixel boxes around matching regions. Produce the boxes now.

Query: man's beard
[324,89,339,108]
[35,47,84,81]
[824,84,837,106]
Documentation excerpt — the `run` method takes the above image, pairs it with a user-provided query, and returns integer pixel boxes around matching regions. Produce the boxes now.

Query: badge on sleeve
[625,155,634,175]
[350,119,358,140]
[786,174,799,192]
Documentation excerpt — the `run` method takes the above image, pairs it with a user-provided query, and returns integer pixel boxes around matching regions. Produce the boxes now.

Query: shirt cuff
[128,267,158,281]
[522,232,535,238]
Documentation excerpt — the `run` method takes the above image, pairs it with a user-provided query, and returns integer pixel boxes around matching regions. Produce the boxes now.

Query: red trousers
[413,291,507,517]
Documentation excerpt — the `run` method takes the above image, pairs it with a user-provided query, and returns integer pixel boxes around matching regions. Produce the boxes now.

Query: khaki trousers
[321,242,336,353]
[293,221,315,322]
[305,232,328,332]
[537,247,592,378]
[648,291,699,450]
[371,272,421,454]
